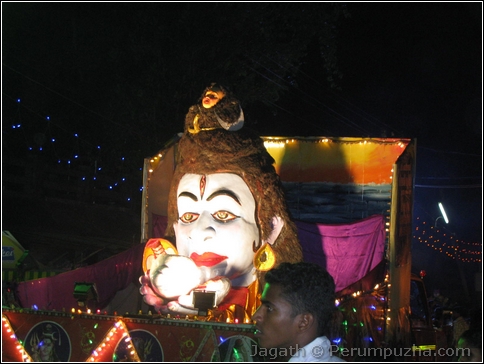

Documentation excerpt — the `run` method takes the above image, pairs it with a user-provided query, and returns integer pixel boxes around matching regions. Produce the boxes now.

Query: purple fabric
[16,243,144,311]
[296,215,386,292]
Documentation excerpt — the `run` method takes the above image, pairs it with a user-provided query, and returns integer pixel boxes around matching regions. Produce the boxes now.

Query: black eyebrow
[178,191,198,201]
[206,189,241,205]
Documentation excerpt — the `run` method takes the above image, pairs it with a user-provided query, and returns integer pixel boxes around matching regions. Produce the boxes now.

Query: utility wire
[259,53,401,135]
[247,61,371,135]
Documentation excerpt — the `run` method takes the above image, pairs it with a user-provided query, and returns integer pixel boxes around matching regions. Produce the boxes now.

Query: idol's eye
[212,210,238,223]
[179,212,200,223]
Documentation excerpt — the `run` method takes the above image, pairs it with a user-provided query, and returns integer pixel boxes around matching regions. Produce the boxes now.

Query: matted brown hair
[164,128,303,281]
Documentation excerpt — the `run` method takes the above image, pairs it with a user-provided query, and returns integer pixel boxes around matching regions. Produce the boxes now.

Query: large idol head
[174,173,258,287]
[165,128,303,285]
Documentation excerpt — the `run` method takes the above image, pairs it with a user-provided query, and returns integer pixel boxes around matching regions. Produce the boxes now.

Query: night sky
[2,2,482,303]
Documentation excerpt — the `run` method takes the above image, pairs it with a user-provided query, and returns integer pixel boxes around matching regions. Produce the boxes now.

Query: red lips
[190,252,227,267]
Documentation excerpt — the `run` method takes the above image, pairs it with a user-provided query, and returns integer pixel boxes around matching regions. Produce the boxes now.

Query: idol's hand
[163,300,199,316]
[139,273,167,312]
[149,255,201,299]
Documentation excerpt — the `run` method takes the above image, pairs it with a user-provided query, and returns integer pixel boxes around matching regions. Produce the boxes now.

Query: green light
[352,307,357,312]
[233,348,241,362]
[94,323,98,329]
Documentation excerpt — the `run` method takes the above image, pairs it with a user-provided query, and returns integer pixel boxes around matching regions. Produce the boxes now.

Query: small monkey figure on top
[184,83,244,134]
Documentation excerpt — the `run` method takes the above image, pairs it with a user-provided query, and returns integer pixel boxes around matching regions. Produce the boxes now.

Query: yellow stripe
[412,345,436,351]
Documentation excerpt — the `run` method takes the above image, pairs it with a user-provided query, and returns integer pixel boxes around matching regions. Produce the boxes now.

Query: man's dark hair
[264,262,336,336]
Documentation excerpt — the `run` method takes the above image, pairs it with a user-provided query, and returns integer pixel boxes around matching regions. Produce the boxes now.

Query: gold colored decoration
[187,115,200,134]
[253,243,276,271]
[188,114,218,134]
[142,239,178,274]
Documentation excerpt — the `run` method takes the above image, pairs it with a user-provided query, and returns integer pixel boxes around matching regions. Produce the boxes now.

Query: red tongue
[190,252,227,267]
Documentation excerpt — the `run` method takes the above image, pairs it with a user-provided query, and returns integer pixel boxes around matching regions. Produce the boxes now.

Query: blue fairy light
[17,98,21,103]
[46,116,50,120]
[51,138,56,142]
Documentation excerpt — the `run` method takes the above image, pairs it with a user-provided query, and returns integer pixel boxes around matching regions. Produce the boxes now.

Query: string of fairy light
[5,97,143,203]
[2,315,32,362]
[413,217,482,263]
[2,313,140,362]
[2,308,256,362]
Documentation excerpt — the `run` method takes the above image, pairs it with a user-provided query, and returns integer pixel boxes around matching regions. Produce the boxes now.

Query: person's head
[201,83,227,109]
[251,262,336,354]
[165,128,303,287]
[457,329,482,362]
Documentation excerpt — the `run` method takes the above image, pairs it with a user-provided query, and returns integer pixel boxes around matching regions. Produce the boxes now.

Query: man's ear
[297,313,316,332]
[265,216,284,246]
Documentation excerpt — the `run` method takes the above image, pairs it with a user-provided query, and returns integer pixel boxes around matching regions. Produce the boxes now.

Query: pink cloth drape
[16,243,144,311]
[296,215,386,292]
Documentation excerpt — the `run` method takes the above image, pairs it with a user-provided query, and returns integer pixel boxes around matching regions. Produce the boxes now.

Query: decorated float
[3,83,435,361]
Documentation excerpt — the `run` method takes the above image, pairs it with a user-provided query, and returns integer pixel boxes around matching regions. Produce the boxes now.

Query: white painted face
[173,173,259,287]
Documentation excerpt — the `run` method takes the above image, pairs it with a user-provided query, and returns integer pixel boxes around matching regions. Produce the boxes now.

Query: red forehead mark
[200,175,206,199]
